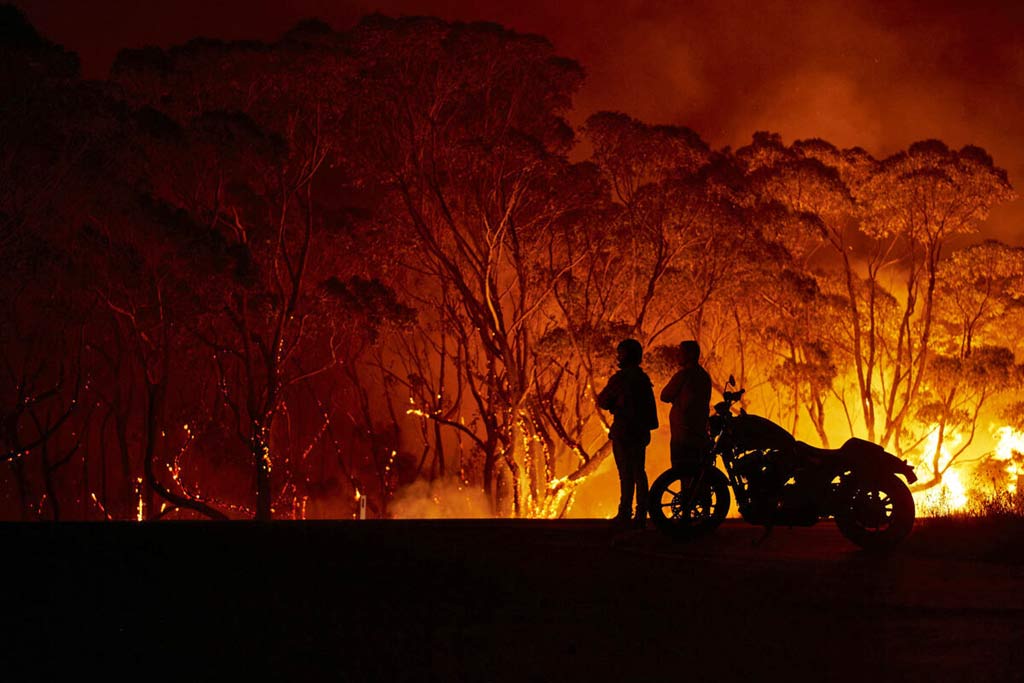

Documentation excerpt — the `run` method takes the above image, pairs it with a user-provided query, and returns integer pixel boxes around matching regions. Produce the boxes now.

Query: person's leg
[669,439,686,471]
[670,435,710,470]
[612,439,634,520]
[633,443,649,522]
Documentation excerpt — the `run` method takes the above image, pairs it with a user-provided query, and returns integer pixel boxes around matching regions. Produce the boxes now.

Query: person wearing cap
[660,340,713,468]
[597,338,659,527]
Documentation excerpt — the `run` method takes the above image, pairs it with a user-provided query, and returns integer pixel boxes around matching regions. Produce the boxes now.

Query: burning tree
[859,142,1016,460]
[911,241,1024,492]
[729,133,1019,499]
[109,27,396,519]
[0,8,104,519]
[733,133,858,443]
[343,17,614,516]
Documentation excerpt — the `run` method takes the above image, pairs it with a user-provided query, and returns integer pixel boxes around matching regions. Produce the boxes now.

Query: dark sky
[14,0,1024,242]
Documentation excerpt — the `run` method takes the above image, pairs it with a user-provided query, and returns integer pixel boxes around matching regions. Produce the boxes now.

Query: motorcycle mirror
[728,374,736,387]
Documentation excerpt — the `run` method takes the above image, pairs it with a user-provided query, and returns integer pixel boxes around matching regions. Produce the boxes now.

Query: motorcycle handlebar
[723,388,745,403]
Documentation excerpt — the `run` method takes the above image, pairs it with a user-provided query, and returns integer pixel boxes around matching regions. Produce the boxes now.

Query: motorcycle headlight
[709,414,723,436]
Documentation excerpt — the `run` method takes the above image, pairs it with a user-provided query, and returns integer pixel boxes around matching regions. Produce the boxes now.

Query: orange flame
[992,426,1024,495]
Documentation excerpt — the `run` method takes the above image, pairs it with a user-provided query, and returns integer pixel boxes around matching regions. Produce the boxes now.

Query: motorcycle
[647,375,918,550]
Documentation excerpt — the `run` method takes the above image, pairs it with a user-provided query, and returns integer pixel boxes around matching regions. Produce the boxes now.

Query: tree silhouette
[112,33,361,519]
[861,142,1016,457]
[909,241,1024,491]
[344,17,611,515]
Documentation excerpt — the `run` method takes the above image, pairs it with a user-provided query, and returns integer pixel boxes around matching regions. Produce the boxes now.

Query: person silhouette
[597,338,659,527]
[660,340,713,468]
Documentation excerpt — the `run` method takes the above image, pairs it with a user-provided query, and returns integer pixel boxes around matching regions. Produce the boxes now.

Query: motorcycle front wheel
[648,467,731,540]
[834,472,915,551]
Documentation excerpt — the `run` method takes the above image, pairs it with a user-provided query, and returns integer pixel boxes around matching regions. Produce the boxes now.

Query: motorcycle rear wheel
[834,472,915,551]
[648,467,731,540]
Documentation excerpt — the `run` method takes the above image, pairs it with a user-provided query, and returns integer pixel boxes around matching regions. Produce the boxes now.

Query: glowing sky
[14,0,1024,241]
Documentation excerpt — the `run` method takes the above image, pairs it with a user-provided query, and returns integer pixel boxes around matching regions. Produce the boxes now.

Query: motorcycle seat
[794,438,862,464]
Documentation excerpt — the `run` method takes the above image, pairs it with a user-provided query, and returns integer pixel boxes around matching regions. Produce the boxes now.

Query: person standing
[660,340,713,468]
[597,338,659,527]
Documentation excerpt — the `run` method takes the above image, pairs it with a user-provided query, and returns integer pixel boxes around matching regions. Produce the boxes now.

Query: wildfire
[89,493,112,521]
[523,475,582,519]
[909,424,1023,515]
[915,467,969,514]
[991,426,1024,495]
[912,428,968,515]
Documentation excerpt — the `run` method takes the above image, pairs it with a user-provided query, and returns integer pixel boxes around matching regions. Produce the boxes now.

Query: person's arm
[698,371,713,413]
[660,371,684,403]
[645,381,659,430]
[675,381,695,412]
[596,372,621,411]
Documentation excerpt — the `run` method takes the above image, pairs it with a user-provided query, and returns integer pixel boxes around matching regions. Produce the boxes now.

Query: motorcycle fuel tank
[730,414,796,453]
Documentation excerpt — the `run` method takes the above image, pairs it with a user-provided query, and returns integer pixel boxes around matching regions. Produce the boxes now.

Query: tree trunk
[483,449,498,514]
[12,459,30,521]
[115,412,133,519]
[40,441,59,521]
[253,419,273,521]
[143,382,229,521]
[809,397,830,448]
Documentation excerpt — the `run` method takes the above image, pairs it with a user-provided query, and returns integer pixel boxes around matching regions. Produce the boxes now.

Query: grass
[927,490,1023,518]
[907,490,1024,564]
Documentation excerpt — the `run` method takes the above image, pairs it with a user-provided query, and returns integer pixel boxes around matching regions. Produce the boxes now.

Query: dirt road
[4,520,1022,681]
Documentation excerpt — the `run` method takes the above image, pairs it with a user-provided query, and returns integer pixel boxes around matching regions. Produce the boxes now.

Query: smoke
[18,0,1024,241]
[388,478,493,519]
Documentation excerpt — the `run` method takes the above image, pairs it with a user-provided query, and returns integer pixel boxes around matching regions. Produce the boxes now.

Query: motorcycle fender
[835,438,918,484]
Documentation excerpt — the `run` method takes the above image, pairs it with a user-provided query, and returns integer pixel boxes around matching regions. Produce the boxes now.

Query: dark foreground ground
[3,519,1023,682]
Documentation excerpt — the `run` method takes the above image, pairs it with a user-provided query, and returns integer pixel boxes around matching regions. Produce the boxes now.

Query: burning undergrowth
[388,479,494,519]
[911,424,1024,517]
